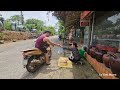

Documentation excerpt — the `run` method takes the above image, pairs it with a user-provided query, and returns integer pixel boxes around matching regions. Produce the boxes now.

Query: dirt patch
[0,31,37,43]
[3,31,31,41]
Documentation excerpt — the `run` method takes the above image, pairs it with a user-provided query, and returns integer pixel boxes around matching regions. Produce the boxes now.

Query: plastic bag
[69,52,74,60]
[58,47,63,54]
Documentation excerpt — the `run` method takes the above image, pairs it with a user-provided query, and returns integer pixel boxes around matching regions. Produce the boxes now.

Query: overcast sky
[0,11,58,27]
[108,13,120,24]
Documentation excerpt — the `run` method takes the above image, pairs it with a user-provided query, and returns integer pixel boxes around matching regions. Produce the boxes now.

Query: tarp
[58,57,73,68]
[81,11,93,19]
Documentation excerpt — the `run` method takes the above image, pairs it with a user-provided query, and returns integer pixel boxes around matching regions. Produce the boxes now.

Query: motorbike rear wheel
[26,48,52,73]
[26,55,44,73]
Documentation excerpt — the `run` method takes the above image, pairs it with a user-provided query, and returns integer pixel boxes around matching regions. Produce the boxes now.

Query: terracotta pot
[89,48,96,58]
[107,47,117,53]
[95,52,103,63]
[109,57,120,78]
[103,54,110,68]
[87,46,93,55]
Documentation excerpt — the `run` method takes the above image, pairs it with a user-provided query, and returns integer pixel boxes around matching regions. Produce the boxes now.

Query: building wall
[83,13,94,48]
[80,11,95,47]
[92,11,120,50]
[84,26,90,47]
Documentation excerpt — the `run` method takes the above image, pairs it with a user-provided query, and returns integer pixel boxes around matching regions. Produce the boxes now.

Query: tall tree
[45,26,56,35]
[0,16,5,28]
[57,20,64,35]
[10,15,21,25]
[5,19,11,30]
[25,18,45,32]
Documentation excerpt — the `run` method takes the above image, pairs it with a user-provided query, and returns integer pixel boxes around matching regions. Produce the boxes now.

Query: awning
[81,11,94,19]
[80,11,94,27]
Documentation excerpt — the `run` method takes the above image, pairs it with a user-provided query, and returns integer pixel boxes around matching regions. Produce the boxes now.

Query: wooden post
[90,13,95,45]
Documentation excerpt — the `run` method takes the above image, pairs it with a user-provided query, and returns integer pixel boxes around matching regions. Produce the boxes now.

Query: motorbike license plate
[22,59,28,68]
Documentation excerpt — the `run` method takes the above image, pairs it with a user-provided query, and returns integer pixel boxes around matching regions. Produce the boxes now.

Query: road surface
[0,36,100,79]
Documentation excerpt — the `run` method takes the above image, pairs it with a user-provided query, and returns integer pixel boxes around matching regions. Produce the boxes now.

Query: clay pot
[103,54,110,68]
[89,48,96,58]
[95,52,103,63]
[110,57,120,72]
[109,57,120,78]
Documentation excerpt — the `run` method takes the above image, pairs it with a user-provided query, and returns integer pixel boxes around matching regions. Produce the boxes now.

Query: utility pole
[0,14,5,30]
[20,11,24,25]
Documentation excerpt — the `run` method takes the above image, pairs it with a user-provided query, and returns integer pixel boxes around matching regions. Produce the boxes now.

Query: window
[93,12,120,48]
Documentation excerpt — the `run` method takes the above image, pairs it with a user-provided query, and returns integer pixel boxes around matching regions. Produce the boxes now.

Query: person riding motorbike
[35,30,61,65]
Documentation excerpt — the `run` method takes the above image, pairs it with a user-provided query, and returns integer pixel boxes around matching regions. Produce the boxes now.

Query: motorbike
[58,35,62,41]
[21,46,52,73]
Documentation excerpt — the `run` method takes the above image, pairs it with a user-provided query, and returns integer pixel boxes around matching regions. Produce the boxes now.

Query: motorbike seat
[22,48,42,56]
[22,48,40,52]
